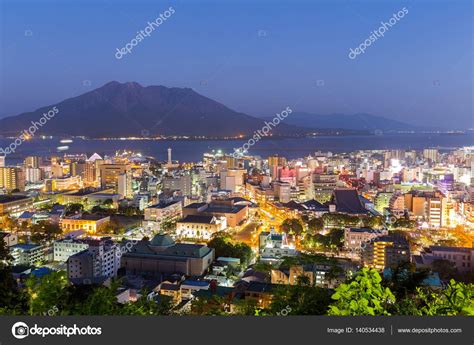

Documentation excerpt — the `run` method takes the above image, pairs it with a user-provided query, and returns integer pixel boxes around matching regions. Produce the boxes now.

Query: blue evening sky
[0,0,472,128]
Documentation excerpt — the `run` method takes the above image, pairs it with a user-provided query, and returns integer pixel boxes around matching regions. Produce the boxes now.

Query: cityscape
[0,145,473,316]
[0,0,473,342]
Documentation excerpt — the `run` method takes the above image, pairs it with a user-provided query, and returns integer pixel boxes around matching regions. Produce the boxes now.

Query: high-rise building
[71,161,87,178]
[268,155,287,167]
[0,167,25,191]
[163,174,192,197]
[423,148,439,163]
[117,172,133,199]
[84,161,98,186]
[25,167,43,183]
[99,164,131,190]
[313,173,337,203]
[24,156,41,169]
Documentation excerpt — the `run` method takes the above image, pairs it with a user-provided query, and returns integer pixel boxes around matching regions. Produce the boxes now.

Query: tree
[432,259,458,281]
[328,268,395,316]
[208,234,253,267]
[362,216,383,228]
[121,294,172,315]
[75,285,120,315]
[408,280,474,316]
[191,295,229,315]
[0,238,26,314]
[160,219,177,233]
[280,218,304,236]
[65,203,84,216]
[392,218,416,229]
[327,228,344,249]
[322,213,360,228]
[24,271,69,315]
[1,216,18,232]
[383,262,430,300]
[30,221,62,242]
[270,279,332,315]
[302,228,343,251]
[233,298,259,315]
[102,199,114,207]
[307,217,324,234]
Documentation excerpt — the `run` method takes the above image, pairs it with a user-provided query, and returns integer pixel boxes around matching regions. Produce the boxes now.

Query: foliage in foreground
[328,268,474,316]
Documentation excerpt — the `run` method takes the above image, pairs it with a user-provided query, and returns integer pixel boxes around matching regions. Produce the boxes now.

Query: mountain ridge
[259,112,421,132]
[0,82,417,138]
[0,81,311,138]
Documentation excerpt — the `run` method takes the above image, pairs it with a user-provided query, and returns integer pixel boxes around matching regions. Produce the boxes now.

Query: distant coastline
[1,133,473,165]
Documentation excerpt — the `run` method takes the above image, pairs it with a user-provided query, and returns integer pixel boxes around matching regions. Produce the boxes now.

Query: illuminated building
[71,161,86,179]
[389,193,405,217]
[268,154,286,167]
[67,237,119,284]
[84,161,99,186]
[423,148,439,163]
[163,174,192,197]
[259,229,297,263]
[344,227,387,252]
[10,243,47,266]
[313,173,338,203]
[24,167,43,183]
[0,167,25,191]
[44,175,82,192]
[271,264,338,288]
[0,195,34,216]
[273,181,291,203]
[182,199,248,227]
[220,168,246,194]
[176,215,226,240]
[362,234,410,271]
[24,156,41,169]
[0,231,18,247]
[61,189,120,209]
[53,238,89,262]
[99,163,131,190]
[60,215,111,234]
[404,191,446,227]
[143,200,182,231]
[117,172,133,199]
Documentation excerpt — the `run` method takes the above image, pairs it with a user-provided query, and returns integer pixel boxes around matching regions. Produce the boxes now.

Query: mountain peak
[101,80,143,89]
[0,82,303,138]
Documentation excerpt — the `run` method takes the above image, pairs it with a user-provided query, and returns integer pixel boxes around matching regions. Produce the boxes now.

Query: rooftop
[331,189,368,214]
[430,245,473,253]
[149,200,181,209]
[150,234,175,247]
[179,215,214,224]
[12,243,42,250]
[0,195,31,203]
